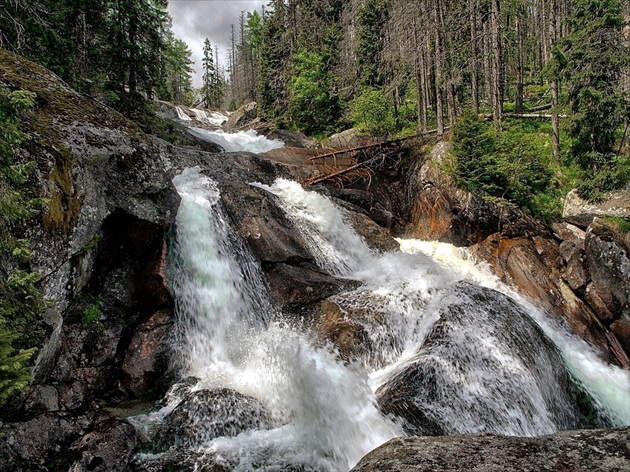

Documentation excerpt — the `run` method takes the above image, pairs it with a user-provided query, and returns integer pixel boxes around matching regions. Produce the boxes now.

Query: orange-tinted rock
[121,309,173,397]
[471,235,613,362]
[610,317,630,354]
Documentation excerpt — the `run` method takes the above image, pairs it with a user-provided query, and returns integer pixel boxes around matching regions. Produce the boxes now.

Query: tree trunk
[515,15,524,114]
[491,0,502,128]
[469,0,479,114]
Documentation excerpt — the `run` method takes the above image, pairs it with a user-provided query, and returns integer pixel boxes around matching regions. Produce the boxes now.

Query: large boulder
[350,427,630,472]
[376,282,585,436]
[225,102,257,130]
[327,128,372,150]
[563,187,630,228]
[155,388,274,450]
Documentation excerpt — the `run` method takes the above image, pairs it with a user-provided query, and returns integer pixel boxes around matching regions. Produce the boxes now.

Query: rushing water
[135,166,629,471]
[188,127,284,153]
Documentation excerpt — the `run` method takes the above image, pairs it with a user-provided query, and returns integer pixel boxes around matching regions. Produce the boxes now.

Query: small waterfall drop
[165,168,400,471]
[189,127,284,153]
[175,105,192,121]
[260,178,629,429]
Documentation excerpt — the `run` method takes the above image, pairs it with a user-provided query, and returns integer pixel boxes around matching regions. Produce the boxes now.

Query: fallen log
[309,129,441,162]
[303,155,384,186]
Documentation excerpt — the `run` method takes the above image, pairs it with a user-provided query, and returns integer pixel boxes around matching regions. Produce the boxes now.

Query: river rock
[155,388,273,450]
[376,282,584,436]
[225,101,257,130]
[265,263,359,312]
[350,427,630,472]
[67,418,137,472]
[563,187,630,228]
[266,129,321,148]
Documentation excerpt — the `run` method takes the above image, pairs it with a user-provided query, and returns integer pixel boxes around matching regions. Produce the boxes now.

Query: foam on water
[190,127,284,153]
[135,173,628,471]
[162,168,400,470]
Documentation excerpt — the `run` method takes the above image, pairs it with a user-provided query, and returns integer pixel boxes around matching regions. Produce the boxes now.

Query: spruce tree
[0,89,46,407]
[557,0,629,172]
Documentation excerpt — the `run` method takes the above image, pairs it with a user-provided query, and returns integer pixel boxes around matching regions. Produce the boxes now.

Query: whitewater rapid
[134,172,629,471]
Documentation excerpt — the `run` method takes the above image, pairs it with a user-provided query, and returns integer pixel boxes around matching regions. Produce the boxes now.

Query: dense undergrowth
[449,111,629,223]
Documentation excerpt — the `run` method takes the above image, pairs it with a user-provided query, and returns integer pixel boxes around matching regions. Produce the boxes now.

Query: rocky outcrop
[471,219,630,366]
[407,141,546,245]
[225,101,257,130]
[405,139,629,365]
[350,427,630,472]
[563,187,630,228]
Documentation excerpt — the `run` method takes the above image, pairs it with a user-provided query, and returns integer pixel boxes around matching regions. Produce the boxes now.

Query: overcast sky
[168,0,266,87]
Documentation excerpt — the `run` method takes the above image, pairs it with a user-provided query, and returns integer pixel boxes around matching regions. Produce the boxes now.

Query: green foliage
[82,304,102,329]
[556,0,629,174]
[451,112,557,219]
[0,89,46,406]
[356,0,390,88]
[160,36,195,105]
[599,216,630,234]
[577,154,630,202]
[351,88,396,138]
[287,47,340,134]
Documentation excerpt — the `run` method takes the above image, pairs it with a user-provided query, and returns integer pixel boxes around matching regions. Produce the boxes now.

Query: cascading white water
[175,105,192,121]
[397,240,630,425]
[189,127,284,153]
[165,168,400,471]
[190,109,229,126]
[137,172,628,471]
[259,179,630,429]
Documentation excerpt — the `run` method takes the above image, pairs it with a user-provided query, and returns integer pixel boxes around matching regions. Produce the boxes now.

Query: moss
[0,49,161,235]
[41,144,82,235]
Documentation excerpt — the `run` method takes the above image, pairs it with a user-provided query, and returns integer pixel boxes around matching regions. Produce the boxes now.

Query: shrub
[351,88,396,138]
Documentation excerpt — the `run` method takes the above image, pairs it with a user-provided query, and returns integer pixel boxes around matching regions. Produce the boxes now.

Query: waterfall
[136,173,628,471]
[164,168,400,471]
[188,127,284,153]
[175,105,192,121]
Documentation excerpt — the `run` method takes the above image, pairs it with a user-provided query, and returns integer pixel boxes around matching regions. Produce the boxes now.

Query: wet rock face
[155,388,274,451]
[350,427,630,472]
[471,217,630,366]
[376,282,583,437]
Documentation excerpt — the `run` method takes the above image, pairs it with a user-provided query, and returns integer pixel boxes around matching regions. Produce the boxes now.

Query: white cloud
[168,0,267,87]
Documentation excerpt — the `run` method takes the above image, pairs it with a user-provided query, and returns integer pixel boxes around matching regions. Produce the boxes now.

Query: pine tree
[162,35,194,104]
[0,89,46,406]
[557,0,629,171]
[202,38,216,108]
